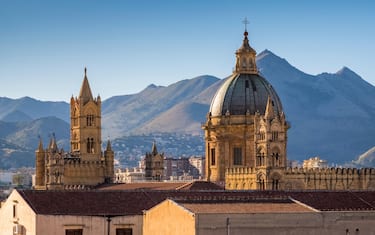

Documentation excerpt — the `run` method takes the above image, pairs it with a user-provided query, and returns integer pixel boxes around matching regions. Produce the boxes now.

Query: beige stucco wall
[0,190,143,235]
[198,212,375,235]
[36,214,142,235]
[143,199,195,235]
[196,212,322,235]
[0,190,37,234]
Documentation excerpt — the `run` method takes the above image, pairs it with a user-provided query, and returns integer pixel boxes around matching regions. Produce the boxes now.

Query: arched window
[258,131,265,140]
[271,131,278,141]
[210,148,216,166]
[272,179,279,190]
[258,175,265,190]
[233,147,242,165]
[86,114,95,126]
[87,138,95,153]
[242,58,247,68]
[272,153,280,167]
[257,151,265,166]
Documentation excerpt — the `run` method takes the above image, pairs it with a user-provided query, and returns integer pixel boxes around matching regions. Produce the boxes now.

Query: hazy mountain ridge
[0,117,70,168]
[257,50,375,163]
[1,50,375,168]
[101,75,219,137]
[0,96,69,122]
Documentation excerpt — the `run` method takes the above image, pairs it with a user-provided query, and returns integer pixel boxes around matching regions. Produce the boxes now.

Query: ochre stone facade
[145,142,164,181]
[203,30,375,190]
[34,68,114,190]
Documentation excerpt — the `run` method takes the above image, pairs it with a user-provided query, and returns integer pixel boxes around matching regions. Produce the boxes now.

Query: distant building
[203,28,375,191]
[164,157,190,180]
[34,68,114,190]
[12,173,32,188]
[145,142,164,181]
[115,167,145,183]
[164,156,205,180]
[188,156,205,179]
[303,156,328,169]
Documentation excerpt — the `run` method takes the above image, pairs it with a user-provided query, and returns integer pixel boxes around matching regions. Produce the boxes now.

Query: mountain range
[1,49,374,168]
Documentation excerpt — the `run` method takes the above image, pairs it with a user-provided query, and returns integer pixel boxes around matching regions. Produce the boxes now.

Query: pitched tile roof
[16,190,375,216]
[18,190,160,216]
[96,182,186,191]
[289,191,375,211]
[96,181,224,191]
[175,181,224,191]
[180,201,314,213]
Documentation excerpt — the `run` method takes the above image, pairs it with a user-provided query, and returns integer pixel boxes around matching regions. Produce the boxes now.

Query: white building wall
[0,190,37,235]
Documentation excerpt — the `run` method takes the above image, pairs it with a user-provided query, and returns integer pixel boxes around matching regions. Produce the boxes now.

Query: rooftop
[180,201,314,213]
[96,181,224,191]
[15,190,375,216]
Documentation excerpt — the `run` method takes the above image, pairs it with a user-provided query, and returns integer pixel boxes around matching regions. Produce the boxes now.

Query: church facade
[34,69,114,190]
[203,30,375,190]
[145,142,164,181]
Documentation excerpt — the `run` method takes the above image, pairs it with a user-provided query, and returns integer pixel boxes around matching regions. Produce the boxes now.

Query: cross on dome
[242,17,249,32]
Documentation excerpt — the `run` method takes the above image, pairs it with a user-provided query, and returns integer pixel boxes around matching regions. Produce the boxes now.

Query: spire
[79,67,94,105]
[106,139,112,152]
[37,136,44,151]
[265,96,275,119]
[49,133,58,151]
[151,141,158,155]
[234,18,257,74]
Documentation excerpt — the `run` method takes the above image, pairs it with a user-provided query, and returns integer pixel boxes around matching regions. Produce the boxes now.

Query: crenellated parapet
[226,167,257,175]
[225,166,375,191]
[285,167,375,176]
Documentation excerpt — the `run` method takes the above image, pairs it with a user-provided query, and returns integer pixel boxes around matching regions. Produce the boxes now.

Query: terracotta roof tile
[180,201,314,213]
[289,191,375,211]
[176,181,224,191]
[17,190,375,216]
[96,182,186,191]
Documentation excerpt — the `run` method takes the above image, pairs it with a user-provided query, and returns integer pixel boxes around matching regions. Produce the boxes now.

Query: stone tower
[70,67,102,161]
[34,68,114,190]
[145,142,164,181]
[202,30,289,189]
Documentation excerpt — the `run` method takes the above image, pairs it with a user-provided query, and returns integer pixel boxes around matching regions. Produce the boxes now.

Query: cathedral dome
[209,30,283,117]
[209,73,283,116]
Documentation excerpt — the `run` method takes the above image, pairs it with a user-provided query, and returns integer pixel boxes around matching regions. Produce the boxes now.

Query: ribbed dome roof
[209,73,283,116]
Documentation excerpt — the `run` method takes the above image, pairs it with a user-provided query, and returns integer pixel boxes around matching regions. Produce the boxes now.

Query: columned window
[258,175,265,190]
[271,131,278,141]
[272,153,280,167]
[86,114,95,126]
[257,152,265,166]
[87,138,95,153]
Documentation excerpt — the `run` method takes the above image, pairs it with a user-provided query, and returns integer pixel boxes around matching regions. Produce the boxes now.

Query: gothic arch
[270,119,281,129]
[270,172,281,190]
[83,103,98,116]
[270,146,281,167]
[257,173,266,190]
[256,147,266,166]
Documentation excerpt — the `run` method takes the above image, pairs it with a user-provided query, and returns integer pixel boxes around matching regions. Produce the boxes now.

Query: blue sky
[0,0,374,101]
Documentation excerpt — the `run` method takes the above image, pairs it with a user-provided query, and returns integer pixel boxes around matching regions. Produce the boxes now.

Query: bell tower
[70,68,102,161]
